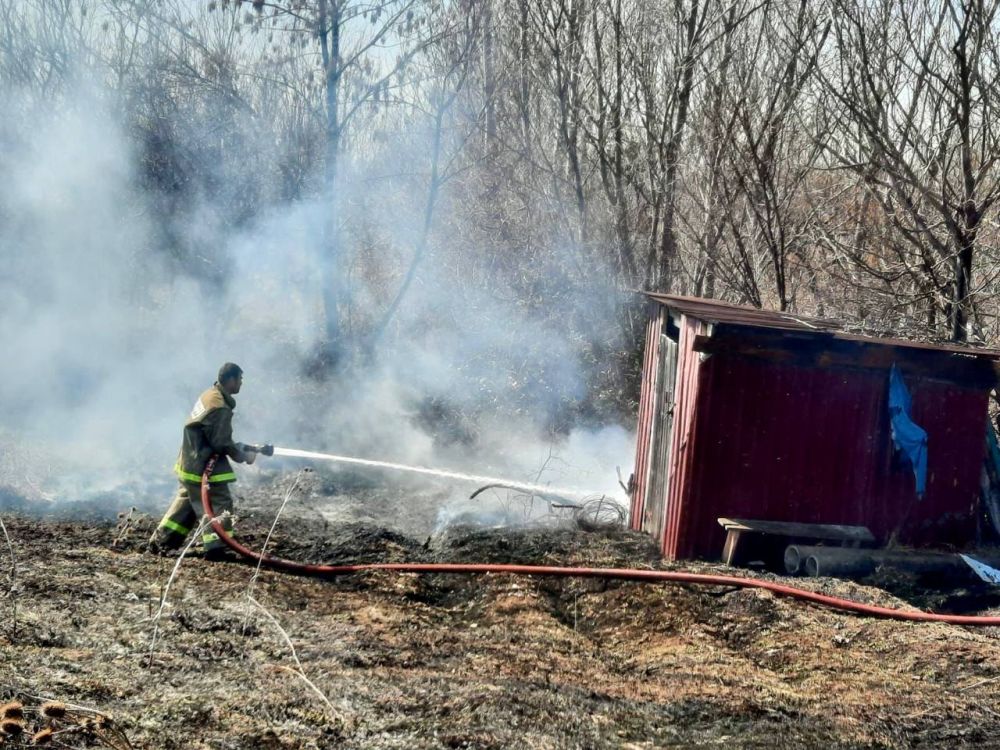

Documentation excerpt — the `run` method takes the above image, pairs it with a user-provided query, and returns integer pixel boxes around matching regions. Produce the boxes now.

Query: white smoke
[0,50,634,520]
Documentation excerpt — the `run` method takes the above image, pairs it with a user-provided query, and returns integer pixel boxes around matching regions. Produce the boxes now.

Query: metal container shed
[631,294,1000,560]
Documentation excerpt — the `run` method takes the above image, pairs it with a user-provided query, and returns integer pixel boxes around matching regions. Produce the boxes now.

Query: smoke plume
[0,37,634,524]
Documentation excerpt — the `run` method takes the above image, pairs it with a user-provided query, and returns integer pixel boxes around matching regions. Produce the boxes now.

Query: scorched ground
[1,474,1000,749]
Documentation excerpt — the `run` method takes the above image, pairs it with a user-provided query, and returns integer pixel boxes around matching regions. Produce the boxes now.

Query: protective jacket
[174,384,247,484]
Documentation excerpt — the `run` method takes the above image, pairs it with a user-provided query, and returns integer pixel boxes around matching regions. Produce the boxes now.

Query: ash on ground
[3,471,1000,748]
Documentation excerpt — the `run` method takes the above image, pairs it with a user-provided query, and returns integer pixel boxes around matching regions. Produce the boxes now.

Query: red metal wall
[663,345,989,560]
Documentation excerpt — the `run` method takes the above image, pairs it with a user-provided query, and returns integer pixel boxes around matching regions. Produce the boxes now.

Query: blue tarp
[889,365,928,498]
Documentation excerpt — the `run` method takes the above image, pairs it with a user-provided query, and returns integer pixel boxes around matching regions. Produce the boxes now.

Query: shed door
[643,334,678,540]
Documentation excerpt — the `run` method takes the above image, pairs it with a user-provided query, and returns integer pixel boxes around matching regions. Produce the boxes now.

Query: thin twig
[0,515,17,639]
[242,471,305,640]
[0,516,15,588]
[146,516,212,666]
[960,675,1000,691]
[248,596,340,720]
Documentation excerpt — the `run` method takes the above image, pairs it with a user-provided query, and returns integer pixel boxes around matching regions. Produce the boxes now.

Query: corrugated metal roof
[646,293,1000,360]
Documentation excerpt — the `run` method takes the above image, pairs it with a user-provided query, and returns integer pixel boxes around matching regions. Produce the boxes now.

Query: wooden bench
[717,517,876,567]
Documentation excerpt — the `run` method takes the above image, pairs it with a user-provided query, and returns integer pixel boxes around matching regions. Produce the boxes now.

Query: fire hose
[200,456,1000,626]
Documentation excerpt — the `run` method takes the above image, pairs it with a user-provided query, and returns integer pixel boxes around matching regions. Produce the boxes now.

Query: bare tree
[233,0,443,366]
[636,0,716,291]
[676,1,743,300]
[527,0,594,250]
[370,4,484,344]
[590,0,638,283]
[817,0,1000,342]
[715,0,830,310]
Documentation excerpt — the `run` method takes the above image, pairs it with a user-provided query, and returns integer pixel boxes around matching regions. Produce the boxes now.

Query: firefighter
[149,363,269,558]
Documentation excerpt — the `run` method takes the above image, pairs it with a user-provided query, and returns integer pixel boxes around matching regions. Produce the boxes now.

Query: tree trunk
[951,224,976,342]
[370,106,446,346]
[517,0,532,152]
[951,10,977,344]
[652,0,700,292]
[482,0,497,151]
[319,0,345,368]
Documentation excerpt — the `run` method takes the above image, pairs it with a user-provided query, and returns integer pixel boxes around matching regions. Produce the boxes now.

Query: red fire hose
[201,457,1000,626]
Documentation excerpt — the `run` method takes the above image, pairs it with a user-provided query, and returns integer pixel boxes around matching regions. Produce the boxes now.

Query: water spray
[272,447,593,499]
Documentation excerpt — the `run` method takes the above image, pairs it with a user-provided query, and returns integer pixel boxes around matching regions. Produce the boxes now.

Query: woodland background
[5,0,1000,429]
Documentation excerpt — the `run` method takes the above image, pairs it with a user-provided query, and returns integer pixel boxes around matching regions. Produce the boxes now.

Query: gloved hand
[238,443,273,464]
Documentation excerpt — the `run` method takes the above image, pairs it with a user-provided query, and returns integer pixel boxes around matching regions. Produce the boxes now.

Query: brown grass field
[2,475,1000,749]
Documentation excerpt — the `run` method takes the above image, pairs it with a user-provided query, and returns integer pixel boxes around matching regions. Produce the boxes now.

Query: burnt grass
[2,482,1000,747]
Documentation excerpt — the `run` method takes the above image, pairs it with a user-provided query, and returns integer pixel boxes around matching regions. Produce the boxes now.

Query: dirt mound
[102,497,425,566]
[106,501,656,572]
[243,517,425,566]
[430,525,660,567]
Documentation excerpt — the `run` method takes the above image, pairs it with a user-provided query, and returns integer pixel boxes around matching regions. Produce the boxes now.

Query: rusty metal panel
[672,354,988,560]
[660,315,711,559]
[644,334,678,544]
[646,293,844,333]
[629,308,663,530]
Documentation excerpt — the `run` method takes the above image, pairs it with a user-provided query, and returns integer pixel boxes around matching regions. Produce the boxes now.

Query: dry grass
[1,483,1000,748]
[0,698,132,748]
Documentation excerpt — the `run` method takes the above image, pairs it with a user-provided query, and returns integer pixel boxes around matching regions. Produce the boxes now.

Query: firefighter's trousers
[151,481,235,552]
